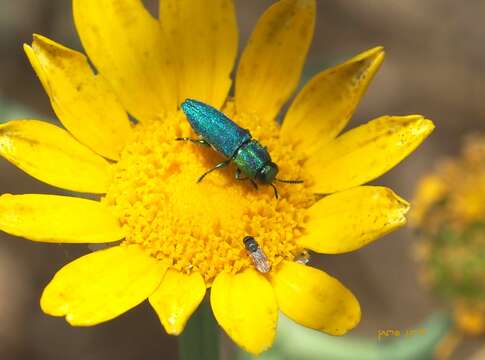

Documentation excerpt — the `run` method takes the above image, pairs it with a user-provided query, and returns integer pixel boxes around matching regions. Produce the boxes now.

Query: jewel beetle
[177,99,303,198]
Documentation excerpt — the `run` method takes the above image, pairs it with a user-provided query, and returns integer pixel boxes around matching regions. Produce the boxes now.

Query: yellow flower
[0,0,434,354]
[412,136,485,341]
[454,302,485,336]
[412,135,485,229]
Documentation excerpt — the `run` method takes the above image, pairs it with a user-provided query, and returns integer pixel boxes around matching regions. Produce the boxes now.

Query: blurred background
[0,0,484,359]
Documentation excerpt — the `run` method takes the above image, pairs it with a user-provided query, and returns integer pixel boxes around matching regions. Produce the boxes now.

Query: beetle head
[257,162,279,184]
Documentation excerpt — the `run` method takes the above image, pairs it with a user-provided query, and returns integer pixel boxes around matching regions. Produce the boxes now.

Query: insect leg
[234,168,248,180]
[197,159,231,183]
[234,169,258,189]
[175,137,210,147]
[250,179,258,190]
[270,183,279,199]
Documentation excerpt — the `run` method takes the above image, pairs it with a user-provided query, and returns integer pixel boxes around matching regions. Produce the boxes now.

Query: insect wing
[181,99,251,157]
[295,250,310,265]
[249,248,271,273]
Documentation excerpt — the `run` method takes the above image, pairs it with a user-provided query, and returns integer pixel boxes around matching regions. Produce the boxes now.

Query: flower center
[104,103,315,284]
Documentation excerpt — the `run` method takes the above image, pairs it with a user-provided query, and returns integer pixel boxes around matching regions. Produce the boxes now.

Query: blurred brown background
[1,0,484,359]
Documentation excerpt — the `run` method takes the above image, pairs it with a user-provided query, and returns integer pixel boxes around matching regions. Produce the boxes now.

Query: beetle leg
[270,183,279,199]
[175,137,210,147]
[249,179,258,190]
[234,169,258,189]
[197,159,231,183]
[234,168,248,180]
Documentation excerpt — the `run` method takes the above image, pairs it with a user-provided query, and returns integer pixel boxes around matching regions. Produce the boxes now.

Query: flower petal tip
[39,288,64,318]
[244,343,273,356]
[389,188,411,212]
[364,45,385,56]
[355,46,385,74]
[164,326,182,336]
[0,193,12,201]
[238,328,276,355]
[329,303,362,336]
[31,33,43,42]
[31,33,61,49]
[153,307,188,336]
[378,188,411,229]
[65,314,79,326]
[158,314,184,335]
[421,118,436,135]
[30,33,72,54]
[352,46,385,69]
[405,115,436,141]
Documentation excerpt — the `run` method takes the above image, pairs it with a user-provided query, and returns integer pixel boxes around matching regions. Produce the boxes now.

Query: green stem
[178,298,219,360]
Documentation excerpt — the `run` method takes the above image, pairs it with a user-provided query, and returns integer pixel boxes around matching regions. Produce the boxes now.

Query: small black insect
[243,236,271,273]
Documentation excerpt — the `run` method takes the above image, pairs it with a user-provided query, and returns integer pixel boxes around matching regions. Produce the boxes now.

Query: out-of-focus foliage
[413,136,485,336]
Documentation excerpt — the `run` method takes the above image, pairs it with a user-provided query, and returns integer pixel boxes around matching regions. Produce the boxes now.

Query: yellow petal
[235,0,315,121]
[282,47,385,153]
[0,194,124,243]
[24,35,132,161]
[149,270,206,335]
[41,245,167,326]
[307,115,435,194]
[210,269,277,355]
[0,120,111,193]
[270,261,360,335]
[73,0,177,121]
[298,186,409,254]
[160,0,237,109]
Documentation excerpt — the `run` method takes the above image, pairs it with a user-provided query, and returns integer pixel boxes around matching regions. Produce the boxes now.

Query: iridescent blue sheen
[181,99,250,158]
[180,98,280,186]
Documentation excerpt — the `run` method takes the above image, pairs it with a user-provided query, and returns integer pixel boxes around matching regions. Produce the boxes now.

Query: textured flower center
[104,103,315,284]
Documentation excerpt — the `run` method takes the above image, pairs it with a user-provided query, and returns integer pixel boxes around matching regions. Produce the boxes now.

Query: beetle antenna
[275,178,304,184]
[270,183,279,199]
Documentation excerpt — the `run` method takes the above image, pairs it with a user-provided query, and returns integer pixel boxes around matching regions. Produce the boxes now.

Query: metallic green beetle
[177,99,302,198]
